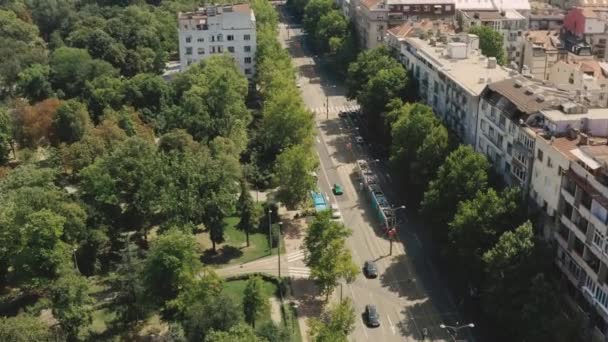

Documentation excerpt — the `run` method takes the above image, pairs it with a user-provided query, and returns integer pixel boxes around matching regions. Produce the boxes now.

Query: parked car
[330,204,341,219]
[365,305,380,327]
[333,183,344,195]
[355,136,364,144]
[338,111,348,118]
[363,261,378,278]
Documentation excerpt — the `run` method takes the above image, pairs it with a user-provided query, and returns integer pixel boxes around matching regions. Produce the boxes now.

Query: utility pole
[268,209,272,254]
[278,222,282,278]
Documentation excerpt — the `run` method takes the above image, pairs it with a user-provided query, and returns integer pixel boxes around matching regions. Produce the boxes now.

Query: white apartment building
[458,10,528,66]
[396,33,511,145]
[178,4,256,78]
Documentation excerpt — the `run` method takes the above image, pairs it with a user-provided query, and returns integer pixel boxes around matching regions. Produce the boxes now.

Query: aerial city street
[1,0,608,341]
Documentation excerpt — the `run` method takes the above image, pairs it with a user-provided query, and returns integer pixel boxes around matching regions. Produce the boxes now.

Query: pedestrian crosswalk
[309,103,360,116]
[286,250,306,263]
[288,266,311,278]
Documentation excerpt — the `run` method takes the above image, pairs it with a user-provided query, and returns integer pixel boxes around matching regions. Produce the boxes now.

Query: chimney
[487,57,497,69]
[579,132,589,145]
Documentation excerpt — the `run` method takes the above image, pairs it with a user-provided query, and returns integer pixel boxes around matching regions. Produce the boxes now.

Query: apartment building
[529,12,565,31]
[564,7,608,61]
[395,33,511,145]
[351,0,456,49]
[521,30,567,80]
[385,19,456,50]
[178,4,256,78]
[458,9,528,65]
[548,59,608,107]
[476,76,573,192]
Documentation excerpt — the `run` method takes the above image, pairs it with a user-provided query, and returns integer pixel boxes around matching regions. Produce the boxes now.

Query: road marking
[316,136,320,143]
[287,267,311,278]
[387,314,396,335]
[286,250,305,262]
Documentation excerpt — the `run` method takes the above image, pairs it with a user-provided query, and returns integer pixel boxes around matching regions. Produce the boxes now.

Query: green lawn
[223,278,278,325]
[200,217,283,266]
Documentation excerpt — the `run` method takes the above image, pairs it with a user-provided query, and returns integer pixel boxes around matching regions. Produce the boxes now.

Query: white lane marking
[286,250,305,262]
[387,314,396,335]
[316,136,320,143]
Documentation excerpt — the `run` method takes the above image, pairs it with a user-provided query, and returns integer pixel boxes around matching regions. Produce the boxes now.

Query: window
[244,34,251,40]
[244,68,251,75]
[197,47,205,54]
[211,46,216,54]
[547,157,553,168]
[185,47,192,55]
[504,162,511,174]
[211,35,215,42]
[593,230,604,250]
[512,164,526,182]
[217,34,223,42]
[507,142,512,155]
[227,46,235,53]
[244,57,252,64]
[244,45,251,52]
[185,36,192,43]
[218,46,223,53]
[197,37,204,42]
[227,35,234,41]
[537,149,544,162]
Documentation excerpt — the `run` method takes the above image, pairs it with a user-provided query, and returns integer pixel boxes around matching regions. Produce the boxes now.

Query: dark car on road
[365,304,380,327]
[338,111,348,118]
[363,261,378,278]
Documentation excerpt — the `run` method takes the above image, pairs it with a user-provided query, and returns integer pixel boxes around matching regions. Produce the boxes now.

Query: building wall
[476,97,536,191]
[522,39,560,80]
[530,136,568,218]
[399,41,480,146]
[178,9,256,77]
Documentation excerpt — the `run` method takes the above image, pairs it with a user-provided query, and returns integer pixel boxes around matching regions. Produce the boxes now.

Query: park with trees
[0,0,315,340]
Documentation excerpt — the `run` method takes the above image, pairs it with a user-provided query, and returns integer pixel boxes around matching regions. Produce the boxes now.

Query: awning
[571,148,601,170]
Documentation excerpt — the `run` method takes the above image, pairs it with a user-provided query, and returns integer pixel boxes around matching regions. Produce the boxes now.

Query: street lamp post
[278,222,283,279]
[439,322,475,341]
[268,209,273,254]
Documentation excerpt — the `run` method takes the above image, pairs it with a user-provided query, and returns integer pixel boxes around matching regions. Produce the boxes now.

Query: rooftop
[543,107,608,123]
[485,76,572,116]
[454,0,530,11]
[525,30,562,51]
[578,0,608,7]
[387,20,456,39]
[461,9,526,20]
[178,3,251,20]
[405,36,512,95]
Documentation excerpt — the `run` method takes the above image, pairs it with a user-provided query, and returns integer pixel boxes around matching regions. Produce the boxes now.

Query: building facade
[351,0,455,49]
[458,9,528,66]
[394,33,511,145]
[521,30,567,80]
[178,4,256,78]
[564,7,608,62]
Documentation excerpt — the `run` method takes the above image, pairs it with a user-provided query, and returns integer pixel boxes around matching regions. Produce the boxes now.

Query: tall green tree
[468,26,506,65]
[0,313,54,342]
[0,9,47,98]
[448,188,525,287]
[0,108,13,165]
[142,229,201,303]
[51,272,94,341]
[481,221,569,342]
[111,240,149,325]
[308,298,356,342]
[53,99,92,144]
[16,64,54,102]
[238,179,260,247]
[420,145,489,243]
[304,211,358,300]
[243,275,269,328]
[184,293,242,342]
[275,144,318,208]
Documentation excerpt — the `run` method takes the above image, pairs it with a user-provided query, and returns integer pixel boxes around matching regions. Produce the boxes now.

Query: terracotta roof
[525,30,561,51]
[581,7,599,18]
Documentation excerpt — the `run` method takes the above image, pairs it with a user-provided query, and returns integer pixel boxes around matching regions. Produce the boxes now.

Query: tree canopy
[468,26,506,65]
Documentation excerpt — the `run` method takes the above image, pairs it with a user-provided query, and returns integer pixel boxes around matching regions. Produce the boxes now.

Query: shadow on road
[290,278,323,319]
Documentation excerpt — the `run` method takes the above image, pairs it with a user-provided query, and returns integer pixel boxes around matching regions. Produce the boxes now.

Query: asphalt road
[276,6,474,342]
